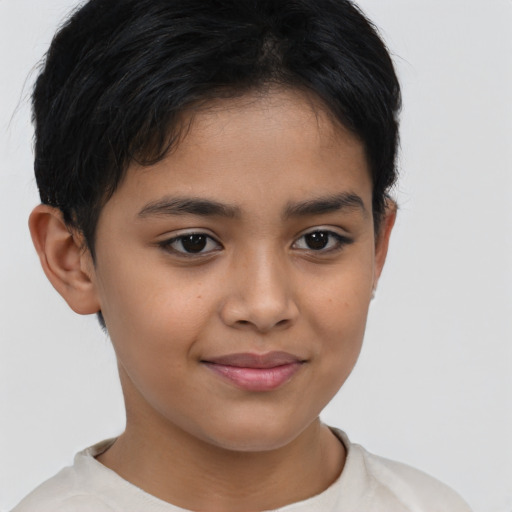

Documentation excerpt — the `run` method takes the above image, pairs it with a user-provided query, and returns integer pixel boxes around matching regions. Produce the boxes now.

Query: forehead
[105,88,371,218]
[178,88,360,159]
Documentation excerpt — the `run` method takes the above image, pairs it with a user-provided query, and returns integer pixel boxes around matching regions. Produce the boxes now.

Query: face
[88,89,390,452]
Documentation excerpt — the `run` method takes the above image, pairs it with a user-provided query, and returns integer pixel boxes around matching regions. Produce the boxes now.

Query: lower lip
[203,362,303,392]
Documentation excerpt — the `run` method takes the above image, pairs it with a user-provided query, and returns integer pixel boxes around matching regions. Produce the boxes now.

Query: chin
[194,414,317,453]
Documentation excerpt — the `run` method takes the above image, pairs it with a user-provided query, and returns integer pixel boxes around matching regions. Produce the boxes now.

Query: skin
[30,88,395,511]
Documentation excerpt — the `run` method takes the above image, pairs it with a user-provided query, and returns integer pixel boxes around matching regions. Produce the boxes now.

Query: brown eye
[293,230,352,253]
[181,234,208,253]
[160,233,222,255]
[304,232,329,250]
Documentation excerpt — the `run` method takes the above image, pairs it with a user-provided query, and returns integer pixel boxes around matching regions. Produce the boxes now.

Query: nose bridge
[220,243,298,332]
[246,245,287,302]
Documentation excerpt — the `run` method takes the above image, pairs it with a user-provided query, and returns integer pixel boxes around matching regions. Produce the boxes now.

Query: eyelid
[159,227,219,239]
[292,227,353,252]
[157,230,223,256]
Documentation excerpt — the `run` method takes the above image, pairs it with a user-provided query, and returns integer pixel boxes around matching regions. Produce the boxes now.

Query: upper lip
[202,351,304,369]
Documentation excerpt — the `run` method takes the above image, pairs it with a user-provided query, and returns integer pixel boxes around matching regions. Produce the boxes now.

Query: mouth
[201,351,306,392]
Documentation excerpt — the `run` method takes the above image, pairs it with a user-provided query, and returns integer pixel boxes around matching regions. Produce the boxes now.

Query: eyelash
[292,230,353,253]
[158,233,222,256]
[158,229,352,257]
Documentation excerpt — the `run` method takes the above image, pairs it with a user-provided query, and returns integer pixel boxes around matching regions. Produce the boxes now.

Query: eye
[293,230,352,252]
[159,233,222,255]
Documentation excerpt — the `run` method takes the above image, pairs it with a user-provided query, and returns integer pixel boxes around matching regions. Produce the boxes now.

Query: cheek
[305,259,373,331]
[98,268,208,410]
[296,279,370,420]
[301,258,373,382]
[96,257,216,367]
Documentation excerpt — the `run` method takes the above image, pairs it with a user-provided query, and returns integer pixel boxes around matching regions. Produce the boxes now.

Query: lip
[202,351,305,392]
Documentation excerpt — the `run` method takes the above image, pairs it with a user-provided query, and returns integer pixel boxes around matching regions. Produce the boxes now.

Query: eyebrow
[137,192,367,220]
[284,193,367,218]
[138,196,241,218]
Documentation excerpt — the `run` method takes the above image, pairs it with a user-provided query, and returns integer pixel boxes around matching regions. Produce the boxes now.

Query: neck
[98,413,345,511]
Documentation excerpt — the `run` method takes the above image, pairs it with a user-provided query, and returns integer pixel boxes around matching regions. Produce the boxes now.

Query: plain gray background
[1,1,511,510]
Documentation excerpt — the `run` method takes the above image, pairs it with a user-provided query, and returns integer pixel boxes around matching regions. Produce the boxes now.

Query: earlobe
[28,205,101,315]
[373,199,397,289]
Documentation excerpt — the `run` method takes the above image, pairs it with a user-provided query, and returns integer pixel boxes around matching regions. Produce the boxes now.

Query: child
[13,0,472,510]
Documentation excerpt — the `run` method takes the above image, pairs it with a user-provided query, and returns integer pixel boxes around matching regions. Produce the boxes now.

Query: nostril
[220,294,299,332]
[234,318,289,330]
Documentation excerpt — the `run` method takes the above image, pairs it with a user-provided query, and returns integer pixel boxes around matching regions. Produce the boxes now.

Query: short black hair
[33,0,401,256]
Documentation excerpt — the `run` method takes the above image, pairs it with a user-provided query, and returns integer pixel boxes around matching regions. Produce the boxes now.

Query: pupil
[305,232,328,250]
[182,234,207,253]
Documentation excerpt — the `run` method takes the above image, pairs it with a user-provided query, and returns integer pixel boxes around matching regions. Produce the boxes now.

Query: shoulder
[10,469,115,512]
[10,440,117,512]
[333,429,472,512]
[360,449,472,511]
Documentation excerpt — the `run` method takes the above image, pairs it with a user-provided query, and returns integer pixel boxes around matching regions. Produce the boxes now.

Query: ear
[28,204,101,315]
[373,199,397,290]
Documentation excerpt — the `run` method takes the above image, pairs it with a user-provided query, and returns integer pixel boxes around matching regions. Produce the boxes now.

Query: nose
[219,248,299,333]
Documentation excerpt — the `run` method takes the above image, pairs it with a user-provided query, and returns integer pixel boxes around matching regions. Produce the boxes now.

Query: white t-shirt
[11,429,471,512]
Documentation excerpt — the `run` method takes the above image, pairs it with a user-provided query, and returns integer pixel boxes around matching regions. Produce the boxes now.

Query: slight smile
[202,352,306,392]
